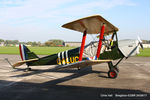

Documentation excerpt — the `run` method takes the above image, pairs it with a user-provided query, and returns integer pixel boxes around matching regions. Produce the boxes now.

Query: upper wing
[62,15,118,35]
[57,60,112,70]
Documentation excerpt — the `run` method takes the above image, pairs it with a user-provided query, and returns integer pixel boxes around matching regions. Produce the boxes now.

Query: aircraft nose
[118,39,141,59]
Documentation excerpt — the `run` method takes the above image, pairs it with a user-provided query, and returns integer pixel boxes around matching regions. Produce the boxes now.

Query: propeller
[126,36,143,59]
[137,36,144,49]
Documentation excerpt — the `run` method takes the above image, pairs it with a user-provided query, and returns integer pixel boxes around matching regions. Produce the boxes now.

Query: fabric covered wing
[62,15,118,35]
[57,60,112,70]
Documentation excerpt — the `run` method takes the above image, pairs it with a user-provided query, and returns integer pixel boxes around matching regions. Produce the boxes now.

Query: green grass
[0,47,149,57]
[137,48,150,57]
[0,47,19,55]
[0,47,75,55]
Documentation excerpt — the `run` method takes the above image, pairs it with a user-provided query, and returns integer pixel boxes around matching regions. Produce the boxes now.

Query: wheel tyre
[108,70,118,79]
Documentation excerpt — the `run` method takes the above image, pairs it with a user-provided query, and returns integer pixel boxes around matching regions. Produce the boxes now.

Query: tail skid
[5,58,14,68]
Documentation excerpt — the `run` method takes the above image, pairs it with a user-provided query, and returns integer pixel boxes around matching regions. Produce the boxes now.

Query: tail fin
[19,44,38,61]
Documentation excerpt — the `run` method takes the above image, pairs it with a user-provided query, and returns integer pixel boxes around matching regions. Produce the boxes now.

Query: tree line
[142,40,150,44]
[0,39,65,47]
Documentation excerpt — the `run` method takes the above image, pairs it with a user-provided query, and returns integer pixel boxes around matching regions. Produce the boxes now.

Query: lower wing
[57,60,112,70]
[11,59,112,70]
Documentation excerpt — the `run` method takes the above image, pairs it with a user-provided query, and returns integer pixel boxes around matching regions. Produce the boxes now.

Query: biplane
[7,15,143,79]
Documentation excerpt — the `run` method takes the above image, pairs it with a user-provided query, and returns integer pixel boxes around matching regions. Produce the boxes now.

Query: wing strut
[79,30,87,61]
[96,24,105,59]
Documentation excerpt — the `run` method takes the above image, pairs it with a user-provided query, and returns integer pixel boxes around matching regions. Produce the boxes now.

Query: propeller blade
[139,42,144,49]
[137,36,142,43]
[126,45,138,59]
[126,36,143,59]
[137,36,144,49]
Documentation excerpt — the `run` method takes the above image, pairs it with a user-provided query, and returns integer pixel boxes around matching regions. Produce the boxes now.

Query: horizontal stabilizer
[12,58,39,68]
[57,59,112,70]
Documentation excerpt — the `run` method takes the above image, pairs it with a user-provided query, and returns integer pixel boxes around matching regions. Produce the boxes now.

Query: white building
[143,44,150,48]
[0,42,5,46]
[65,42,81,47]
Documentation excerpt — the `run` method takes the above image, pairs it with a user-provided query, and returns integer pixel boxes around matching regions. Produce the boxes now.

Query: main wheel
[108,70,118,79]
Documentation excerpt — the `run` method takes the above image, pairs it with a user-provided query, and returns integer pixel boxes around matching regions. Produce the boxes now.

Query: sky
[0,0,150,43]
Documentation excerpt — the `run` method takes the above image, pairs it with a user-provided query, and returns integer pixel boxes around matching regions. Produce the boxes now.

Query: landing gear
[108,70,118,79]
[107,62,119,79]
[107,58,124,79]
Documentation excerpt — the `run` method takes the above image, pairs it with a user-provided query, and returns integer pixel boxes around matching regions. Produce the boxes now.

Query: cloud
[0,0,137,42]
[0,0,136,23]
[0,0,75,23]
[0,0,23,5]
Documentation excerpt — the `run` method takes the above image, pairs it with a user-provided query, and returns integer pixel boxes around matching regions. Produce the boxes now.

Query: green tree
[47,39,64,46]
[0,39,4,43]
[45,41,54,46]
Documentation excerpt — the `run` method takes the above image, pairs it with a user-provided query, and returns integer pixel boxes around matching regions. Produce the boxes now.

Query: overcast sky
[0,0,150,43]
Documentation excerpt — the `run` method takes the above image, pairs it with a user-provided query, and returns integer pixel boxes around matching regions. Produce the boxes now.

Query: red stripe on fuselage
[19,44,23,61]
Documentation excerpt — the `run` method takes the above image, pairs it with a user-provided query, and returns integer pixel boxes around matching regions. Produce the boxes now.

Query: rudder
[19,44,38,61]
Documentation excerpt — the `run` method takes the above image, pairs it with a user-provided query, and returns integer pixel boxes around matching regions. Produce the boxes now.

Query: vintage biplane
[7,15,143,79]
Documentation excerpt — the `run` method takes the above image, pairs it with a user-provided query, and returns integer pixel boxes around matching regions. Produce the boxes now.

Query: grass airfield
[0,46,74,55]
[0,46,149,56]
[0,54,149,100]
